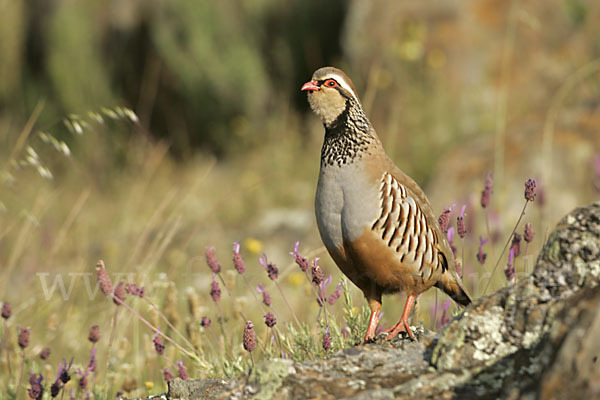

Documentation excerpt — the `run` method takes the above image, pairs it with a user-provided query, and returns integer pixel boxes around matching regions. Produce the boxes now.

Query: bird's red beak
[301,80,320,92]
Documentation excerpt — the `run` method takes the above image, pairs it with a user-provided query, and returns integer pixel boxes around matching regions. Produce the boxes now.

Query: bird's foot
[361,334,377,345]
[385,320,416,341]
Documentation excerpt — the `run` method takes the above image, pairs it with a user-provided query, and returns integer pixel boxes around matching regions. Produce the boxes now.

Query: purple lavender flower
[505,248,516,283]
[524,222,534,243]
[96,260,113,296]
[317,275,332,307]
[259,254,278,280]
[74,368,90,390]
[87,349,97,372]
[153,331,165,355]
[264,312,276,328]
[113,281,127,305]
[88,325,100,343]
[524,179,536,201]
[28,373,44,399]
[50,380,61,398]
[328,282,343,305]
[243,321,256,352]
[481,172,493,208]
[311,258,324,286]
[510,233,522,258]
[232,242,246,274]
[2,302,11,319]
[40,347,51,360]
[457,205,467,239]
[59,358,73,384]
[162,368,174,382]
[210,274,221,303]
[594,155,600,191]
[201,316,212,328]
[477,237,489,265]
[256,284,271,307]
[438,207,452,233]
[455,260,462,278]
[446,227,457,259]
[177,361,189,380]
[290,241,309,272]
[205,246,221,274]
[125,283,145,297]
[440,298,451,326]
[322,327,331,351]
[18,327,30,349]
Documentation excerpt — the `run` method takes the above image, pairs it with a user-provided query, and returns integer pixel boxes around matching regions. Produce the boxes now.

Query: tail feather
[435,271,472,307]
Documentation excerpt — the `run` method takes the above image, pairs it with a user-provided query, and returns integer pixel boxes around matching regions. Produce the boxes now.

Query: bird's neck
[321,101,377,167]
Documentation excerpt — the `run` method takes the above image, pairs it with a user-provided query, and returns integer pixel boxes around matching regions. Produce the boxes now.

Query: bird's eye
[324,79,338,88]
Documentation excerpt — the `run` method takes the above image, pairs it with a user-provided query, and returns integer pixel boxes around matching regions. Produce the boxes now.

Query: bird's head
[301,67,360,127]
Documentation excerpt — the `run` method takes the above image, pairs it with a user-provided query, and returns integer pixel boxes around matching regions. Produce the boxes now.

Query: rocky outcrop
[139,202,600,400]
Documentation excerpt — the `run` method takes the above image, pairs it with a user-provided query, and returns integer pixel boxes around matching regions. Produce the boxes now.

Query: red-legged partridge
[302,67,472,342]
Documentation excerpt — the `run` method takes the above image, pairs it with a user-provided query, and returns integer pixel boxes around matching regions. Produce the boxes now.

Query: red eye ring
[324,79,338,88]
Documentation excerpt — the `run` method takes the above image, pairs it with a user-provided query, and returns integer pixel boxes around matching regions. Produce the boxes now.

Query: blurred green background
[0,0,599,397]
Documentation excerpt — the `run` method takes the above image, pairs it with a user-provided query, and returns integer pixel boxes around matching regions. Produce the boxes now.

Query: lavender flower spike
[256,284,272,307]
[311,258,324,286]
[328,282,343,305]
[259,254,279,280]
[210,274,221,303]
[317,275,332,306]
[457,205,467,239]
[322,327,331,351]
[205,246,221,274]
[290,241,309,272]
[438,206,452,233]
[505,248,516,283]
[477,237,489,265]
[481,172,493,208]
[243,321,256,352]
[524,179,537,201]
[232,242,246,274]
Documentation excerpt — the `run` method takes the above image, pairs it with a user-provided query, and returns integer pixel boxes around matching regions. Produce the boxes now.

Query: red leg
[363,298,381,344]
[386,294,417,341]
